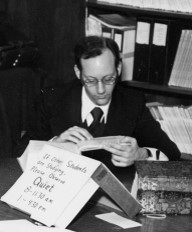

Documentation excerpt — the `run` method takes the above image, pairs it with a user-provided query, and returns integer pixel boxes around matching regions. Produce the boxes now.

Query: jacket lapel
[104,92,125,136]
[104,86,137,137]
[50,82,82,135]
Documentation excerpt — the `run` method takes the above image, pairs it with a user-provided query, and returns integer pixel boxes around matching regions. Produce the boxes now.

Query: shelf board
[123,81,192,96]
[181,153,192,160]
[87,0,192,20]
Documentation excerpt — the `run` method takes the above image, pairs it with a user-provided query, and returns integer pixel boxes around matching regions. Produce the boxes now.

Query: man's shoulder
[115,82,145,100]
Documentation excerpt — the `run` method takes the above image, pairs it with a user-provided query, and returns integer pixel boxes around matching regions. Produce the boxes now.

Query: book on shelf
[148,19,169,84]
[133,17,153,83]
[147,102,192,155]
[168,30,192,89]
[86,14,137,81]
[165,21,189,85]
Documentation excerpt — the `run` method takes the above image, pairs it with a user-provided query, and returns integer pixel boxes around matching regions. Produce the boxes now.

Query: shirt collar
[81,87,110,123]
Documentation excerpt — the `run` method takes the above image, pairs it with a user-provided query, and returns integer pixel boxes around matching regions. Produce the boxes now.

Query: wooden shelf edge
[122,81,192,96]
[181,153,192,160]
[87,0,192,20]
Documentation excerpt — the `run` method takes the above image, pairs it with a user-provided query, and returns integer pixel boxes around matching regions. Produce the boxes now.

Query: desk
[0,159,192,232]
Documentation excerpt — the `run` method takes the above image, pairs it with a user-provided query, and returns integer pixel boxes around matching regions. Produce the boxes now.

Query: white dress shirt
[81,87,110,126]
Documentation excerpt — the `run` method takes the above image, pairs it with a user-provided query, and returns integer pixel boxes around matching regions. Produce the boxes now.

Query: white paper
[95,212,142,229]
[136,22,150,45]
[0,219,74,232]
[152,23,167,46]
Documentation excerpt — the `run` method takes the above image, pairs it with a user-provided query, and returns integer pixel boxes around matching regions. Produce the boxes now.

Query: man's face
[80,49,119,106]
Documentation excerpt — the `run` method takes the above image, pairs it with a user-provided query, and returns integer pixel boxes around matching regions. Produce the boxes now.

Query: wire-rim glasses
[81,74,117,87]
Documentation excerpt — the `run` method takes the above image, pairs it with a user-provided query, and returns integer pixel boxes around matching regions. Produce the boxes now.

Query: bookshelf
[86,0,192,159]
[86,0,192,100]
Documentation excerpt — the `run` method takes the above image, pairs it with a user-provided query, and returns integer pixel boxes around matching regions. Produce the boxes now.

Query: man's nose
[96,80,105,94]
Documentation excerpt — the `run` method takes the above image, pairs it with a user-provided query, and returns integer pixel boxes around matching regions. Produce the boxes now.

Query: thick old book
[134,161,192,215]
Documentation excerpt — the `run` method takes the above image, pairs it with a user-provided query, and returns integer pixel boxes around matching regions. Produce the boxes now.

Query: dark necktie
[89,107,103,133]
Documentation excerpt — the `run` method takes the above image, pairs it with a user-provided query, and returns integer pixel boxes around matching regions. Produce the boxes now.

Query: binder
[137,18,192,85]
[133,18,153,82]
[149,19,169,84]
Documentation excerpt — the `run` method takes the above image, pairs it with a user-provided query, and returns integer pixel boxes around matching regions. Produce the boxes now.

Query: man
[16,36,181,170]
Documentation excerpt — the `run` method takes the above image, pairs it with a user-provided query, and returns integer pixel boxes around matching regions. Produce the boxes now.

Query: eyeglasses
[81,75,117,87]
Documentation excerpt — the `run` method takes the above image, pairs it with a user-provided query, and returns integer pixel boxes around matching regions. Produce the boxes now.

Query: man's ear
[74,65,80,79]
[117,61,122,76]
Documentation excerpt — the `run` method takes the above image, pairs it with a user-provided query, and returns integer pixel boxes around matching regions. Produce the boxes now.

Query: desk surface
[0,159,192,232]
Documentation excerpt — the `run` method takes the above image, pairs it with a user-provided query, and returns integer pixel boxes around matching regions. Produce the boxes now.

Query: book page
[77,135,125,151]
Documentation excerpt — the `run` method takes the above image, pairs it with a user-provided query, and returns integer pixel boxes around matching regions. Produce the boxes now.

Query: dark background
[0,0,86,156]
[0,0,85,86]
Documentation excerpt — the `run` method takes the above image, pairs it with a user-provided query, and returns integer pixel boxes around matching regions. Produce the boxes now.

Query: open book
[17,136,125,171]
[77,135,125,151]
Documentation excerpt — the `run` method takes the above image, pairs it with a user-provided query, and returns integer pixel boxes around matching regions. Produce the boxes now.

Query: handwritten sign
[1,144,101,227]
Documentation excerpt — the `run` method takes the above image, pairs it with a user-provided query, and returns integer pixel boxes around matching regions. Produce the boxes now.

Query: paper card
[136,22,150,45]
[152,23,168,46]
[0,219,74,232]
[95,212,142,229]
[1,144,101,227]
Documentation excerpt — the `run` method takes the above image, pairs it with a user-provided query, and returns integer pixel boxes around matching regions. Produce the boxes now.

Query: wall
[4,0,85,86]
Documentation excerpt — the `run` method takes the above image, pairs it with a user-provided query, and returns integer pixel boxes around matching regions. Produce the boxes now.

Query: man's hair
[74,36,121,71]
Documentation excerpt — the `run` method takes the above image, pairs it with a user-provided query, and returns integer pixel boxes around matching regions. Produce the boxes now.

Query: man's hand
[103,136,148,167]
[52,126,93,144]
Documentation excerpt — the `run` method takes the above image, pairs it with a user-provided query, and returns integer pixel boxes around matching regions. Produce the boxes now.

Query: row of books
[147,102,192,155]
[97,0,192,14]
[168,30,192,89]
[86,13,190,85]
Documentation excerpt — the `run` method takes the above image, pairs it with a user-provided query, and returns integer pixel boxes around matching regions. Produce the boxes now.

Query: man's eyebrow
[83,73,116,78]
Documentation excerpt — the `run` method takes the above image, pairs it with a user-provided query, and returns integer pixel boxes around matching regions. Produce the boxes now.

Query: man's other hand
[103,136,148,167]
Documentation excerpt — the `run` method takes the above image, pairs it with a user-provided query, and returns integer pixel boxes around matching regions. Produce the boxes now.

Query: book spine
[133,18,153,82]
[91,164,142,218]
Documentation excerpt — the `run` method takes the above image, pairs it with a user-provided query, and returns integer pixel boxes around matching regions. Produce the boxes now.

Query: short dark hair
[74,36,121,71]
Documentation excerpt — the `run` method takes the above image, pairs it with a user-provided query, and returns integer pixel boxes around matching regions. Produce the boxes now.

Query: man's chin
[95,98,109,106]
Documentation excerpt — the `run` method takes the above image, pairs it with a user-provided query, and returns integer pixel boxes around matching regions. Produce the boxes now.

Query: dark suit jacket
[15,79,181,169]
